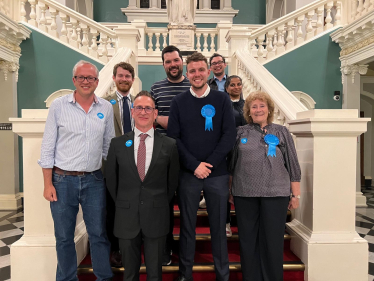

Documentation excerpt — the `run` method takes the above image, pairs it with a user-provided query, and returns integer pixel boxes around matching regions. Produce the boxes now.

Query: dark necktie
[137,133,148,181]
[122,96,132,134]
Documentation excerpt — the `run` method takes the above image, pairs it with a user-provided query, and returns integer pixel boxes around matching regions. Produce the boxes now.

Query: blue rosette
[201,104,216,131]
[264,134,279,157]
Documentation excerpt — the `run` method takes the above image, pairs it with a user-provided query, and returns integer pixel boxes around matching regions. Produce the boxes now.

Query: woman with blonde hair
[231,91,301,281]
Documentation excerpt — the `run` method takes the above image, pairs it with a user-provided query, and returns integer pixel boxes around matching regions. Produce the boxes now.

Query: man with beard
[104,62,135,267]
[208,53,227,92]
[150,45,190,265]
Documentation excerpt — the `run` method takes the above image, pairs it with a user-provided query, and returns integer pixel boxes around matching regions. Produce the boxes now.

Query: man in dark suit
[103,62,135,267]
[106,91,179,281]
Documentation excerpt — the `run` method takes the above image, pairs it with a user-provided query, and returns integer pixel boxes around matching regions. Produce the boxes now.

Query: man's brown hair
[185,52,208,70]
[113,62,135,78]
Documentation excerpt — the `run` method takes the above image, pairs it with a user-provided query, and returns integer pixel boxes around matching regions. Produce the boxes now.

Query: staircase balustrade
[249,0,346,63]
[0,0,12,18]
[235,48,308,124]
[19,0,117,63]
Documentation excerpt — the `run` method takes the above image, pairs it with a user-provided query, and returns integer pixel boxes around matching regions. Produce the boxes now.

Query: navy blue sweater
[167,89,236,177]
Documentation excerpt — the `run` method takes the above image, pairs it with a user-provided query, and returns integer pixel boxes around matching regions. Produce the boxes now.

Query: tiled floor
[2,191,374,281]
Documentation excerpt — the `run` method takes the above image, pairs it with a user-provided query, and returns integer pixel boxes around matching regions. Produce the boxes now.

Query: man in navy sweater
[168,52,236,281]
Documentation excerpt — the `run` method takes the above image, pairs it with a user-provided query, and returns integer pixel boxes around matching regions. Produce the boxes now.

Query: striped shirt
[150,76,190,135]
[38,92,115,172]
[115,91,134,134]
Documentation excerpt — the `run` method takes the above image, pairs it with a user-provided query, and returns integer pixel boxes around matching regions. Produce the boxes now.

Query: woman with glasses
[231,91,301,281]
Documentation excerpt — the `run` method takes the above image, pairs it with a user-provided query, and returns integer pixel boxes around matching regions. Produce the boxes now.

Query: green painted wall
[93,0,266,24]
[264,31,342,109]
[17,26,104,192]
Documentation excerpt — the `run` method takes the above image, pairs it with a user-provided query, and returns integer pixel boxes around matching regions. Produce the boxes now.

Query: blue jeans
[50,170,113,281]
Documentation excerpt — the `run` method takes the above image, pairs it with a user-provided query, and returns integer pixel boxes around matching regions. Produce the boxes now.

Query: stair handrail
[248,0,346,63]
[95,47,134,98]
[234,48,308,123]
[20,0,117,62]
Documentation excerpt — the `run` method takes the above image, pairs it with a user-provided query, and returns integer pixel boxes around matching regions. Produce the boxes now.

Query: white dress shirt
[190,85,210,98]
[134,127,154,175]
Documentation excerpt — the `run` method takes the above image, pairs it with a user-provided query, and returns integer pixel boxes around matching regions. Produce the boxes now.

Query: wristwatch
[291,194,301,199]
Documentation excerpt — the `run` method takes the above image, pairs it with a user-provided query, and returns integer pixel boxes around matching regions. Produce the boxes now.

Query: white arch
[291,91,316,110]
[45,89,73,108]
[362,90,374,101]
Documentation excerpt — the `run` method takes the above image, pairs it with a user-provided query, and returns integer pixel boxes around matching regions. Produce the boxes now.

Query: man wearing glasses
[39,60,114,281]
[104,62,136,267]
[106,91,179,281]
[208,53,227,92]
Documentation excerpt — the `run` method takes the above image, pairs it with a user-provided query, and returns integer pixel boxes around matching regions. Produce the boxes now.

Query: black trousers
[119,231,166,281]
[106,189,119,251]
[178,171,230,281]
[234,196,289,281]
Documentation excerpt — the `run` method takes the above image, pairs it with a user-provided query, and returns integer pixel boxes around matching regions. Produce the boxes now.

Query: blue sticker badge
[97,113,104,119]
[125,140,133,147]
[110,99,116,105]
[131,103,134,109]
[241,138,248,144]
[201,104,216,131]
[264,134,279,157]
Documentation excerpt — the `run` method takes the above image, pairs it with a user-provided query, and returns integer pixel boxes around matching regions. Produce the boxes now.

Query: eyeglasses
[134,106,155,114]
[74,76,98,83]
[211,61,224,66]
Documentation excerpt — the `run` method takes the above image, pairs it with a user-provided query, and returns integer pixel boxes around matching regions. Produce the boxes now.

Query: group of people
[39,45,301,281]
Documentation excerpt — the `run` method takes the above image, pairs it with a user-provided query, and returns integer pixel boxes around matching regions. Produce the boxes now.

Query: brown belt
[53,166,91,176]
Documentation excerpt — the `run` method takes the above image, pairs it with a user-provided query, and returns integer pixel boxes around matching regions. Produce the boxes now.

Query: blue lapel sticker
[97,113,104,119]
[126,140,133,147]
[241,138,248,144]
[110,99,116,105]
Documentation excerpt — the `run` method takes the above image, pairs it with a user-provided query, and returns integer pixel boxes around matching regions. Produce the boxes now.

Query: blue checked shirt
[38,92,115,172]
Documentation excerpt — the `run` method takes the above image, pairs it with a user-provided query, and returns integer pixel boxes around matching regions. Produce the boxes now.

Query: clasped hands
[194,162,212,179]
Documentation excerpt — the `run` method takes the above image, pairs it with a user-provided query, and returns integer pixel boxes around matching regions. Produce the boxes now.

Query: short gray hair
[72,60,99,77]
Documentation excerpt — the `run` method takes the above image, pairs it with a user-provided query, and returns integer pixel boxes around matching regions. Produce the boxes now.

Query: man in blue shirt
[207,53,227,92]
[39,60,114,281]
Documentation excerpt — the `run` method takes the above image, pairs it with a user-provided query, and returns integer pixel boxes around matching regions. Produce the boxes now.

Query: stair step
[172,233,291,241]
[173,208,291,217]
[77,261,305,274]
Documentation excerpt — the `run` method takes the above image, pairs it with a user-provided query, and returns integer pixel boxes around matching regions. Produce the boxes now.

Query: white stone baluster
[28,0,37,27]
[162,33,168,49]
[275,25,285,55]
[100,35,108,63]
[357,0,364,17]
[80,25,89,53]
[334,1,342,26]
[324,2,334,30]
[315,5,324,34]
[203,33,208,53]
[48,8,59,38]
[285,20,294,51]
[76,27,82,48]
[272,32,278,52]
[210,33,216,52]
[69,20,79,49]
[20,1,27,22]
[155,33,161,52]
[89,28,99,58]
[147,32,153,52]
[351,0,358,21]
[0,0,4,14]
[368,0,374,12]
[256,35,265,63]
[305,11,315,40]
[363,0,370,13]
[295,16,304,45]
[59,13,69,43]
[196,33,202,51]
[38,3,48,33]
[250,39,258,57]
[266,30,275,60]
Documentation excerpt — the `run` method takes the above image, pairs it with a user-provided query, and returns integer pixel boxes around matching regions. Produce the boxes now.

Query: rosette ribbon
[201,104,216,131]
[264,134,279,157]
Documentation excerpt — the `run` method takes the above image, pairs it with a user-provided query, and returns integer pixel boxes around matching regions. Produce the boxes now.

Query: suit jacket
[105,130,179,239]
[104,92,134,137]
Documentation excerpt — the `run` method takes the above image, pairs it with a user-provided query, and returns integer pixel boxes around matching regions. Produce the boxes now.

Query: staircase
[77,197,305,281]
